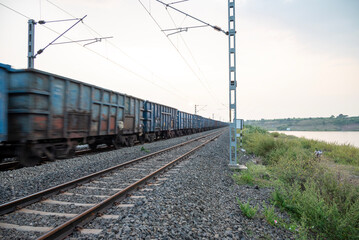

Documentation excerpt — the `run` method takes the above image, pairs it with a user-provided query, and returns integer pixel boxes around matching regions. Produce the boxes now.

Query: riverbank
[233,126,359,239]
[246,116,359,131]
[272,131,359,148]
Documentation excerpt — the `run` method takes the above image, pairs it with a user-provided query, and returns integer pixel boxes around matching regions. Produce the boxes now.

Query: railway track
[0,130,223,239]
[0,161,20,171]
[0,132,210,171]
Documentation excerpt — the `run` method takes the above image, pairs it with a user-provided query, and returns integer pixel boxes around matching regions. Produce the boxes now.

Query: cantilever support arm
[155,0,228,35]
[34,15,87,57]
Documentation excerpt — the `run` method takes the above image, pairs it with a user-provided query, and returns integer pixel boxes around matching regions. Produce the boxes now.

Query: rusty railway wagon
[144,101,177,141]
[0,63,227,166]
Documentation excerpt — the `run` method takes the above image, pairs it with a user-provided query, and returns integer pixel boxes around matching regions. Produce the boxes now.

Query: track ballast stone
[0,130,218,205]
[68,130,294,240]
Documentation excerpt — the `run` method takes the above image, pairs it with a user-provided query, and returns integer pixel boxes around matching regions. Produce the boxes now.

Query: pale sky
[0,0,358,121]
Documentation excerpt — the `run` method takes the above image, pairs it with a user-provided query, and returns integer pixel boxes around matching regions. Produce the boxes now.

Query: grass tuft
[233,163,272,187]
[237,198,258,218]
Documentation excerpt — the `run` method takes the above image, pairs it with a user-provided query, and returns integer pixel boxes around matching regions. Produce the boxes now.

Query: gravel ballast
[67,130,295,240]
[0,129,295,239]
[0,130,218,205]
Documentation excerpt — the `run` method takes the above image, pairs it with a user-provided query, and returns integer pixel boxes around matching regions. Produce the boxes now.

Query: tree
[337,114,348,118]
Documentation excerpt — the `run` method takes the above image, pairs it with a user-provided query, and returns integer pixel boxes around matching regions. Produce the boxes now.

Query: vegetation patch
[235,125,359,239]
[233,163,272,187]
[140,146,150,153]
[245,115,359,131]
[237,198,258,218]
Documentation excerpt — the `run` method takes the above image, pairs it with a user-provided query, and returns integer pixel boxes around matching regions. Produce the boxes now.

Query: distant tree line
[245,115,359,131]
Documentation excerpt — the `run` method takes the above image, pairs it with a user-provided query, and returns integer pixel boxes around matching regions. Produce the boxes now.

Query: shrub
[325,144,359,166]
[244,133,276,159]
[273,178,359,239]
[270,132,280,138]
[239,125,359,239]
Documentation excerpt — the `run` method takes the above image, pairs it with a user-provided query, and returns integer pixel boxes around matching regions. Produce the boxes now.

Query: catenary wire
[0,1,188,101]
[166,10,213,94]
[138,1,213,97]
[165,9,229,108]
[45,0,192,100]
[139,0,227,108]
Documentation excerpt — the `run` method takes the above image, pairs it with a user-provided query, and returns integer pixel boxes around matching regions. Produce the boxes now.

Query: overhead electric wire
[46,0,97,38]
[165,10,212,92]
[139,0,227,108]
[165,10,228,108]
[138,0,217,100]
[45,0,192,100]
[0,1,187,101]
[0,2,31,19]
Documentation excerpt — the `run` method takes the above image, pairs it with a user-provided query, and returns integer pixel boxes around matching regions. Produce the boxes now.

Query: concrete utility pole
[228,0,240,168]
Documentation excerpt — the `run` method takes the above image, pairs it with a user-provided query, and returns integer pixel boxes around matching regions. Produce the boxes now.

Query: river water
[273,131,359,148]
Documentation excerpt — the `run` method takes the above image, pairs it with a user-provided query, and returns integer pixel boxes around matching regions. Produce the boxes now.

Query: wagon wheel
[89,143,97,151]
[66,147,76,158]
[112,136,121,149]
[149,134,155,143]
[139,136,145,144]
[18,146,41,167]
[126,136,135,147]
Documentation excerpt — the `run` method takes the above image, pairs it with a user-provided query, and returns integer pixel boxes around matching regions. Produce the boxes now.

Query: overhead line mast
[153,0,240,167]
[227,0,239,168]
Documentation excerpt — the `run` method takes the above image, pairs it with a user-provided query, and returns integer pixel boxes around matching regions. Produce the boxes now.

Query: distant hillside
[245,115,359,131]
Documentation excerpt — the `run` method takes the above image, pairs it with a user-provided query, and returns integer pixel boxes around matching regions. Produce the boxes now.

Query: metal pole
[27,19,36,68]
[228,0,239,167]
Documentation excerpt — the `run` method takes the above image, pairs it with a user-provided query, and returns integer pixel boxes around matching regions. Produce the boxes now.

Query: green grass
[262,203,278,225]
[236,125,359,239]
[140,146,150,153]
[233,163,272,187]
[237,198,258,218]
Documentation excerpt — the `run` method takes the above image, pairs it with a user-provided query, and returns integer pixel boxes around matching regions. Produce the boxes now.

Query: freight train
[0,63,227,166]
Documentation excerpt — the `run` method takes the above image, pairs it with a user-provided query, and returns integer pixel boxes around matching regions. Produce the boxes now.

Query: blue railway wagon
[119,95,144,146]
[195,115,203,131]
[177,111,193,135]
[143,101,176,140]
[203,117,210,130]
[192,115,202,132]
[205,118,210,129]
[0,64,8,143]
[188,113,193,130]
[210,119,215,129]
[209,118,214,129]
[0,64,143,165]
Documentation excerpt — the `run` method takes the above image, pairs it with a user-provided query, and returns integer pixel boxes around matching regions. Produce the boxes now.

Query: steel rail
[0,161,20,171]
[0,130,222,216]
[37,132,223,240]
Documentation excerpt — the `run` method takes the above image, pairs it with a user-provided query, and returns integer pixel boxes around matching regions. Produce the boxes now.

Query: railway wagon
[0,65,7,143]
[203,118,211,131]
[193,115,203,131]
[177,111,193,135]
[0,63,143,166]
[143,101,177,141]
